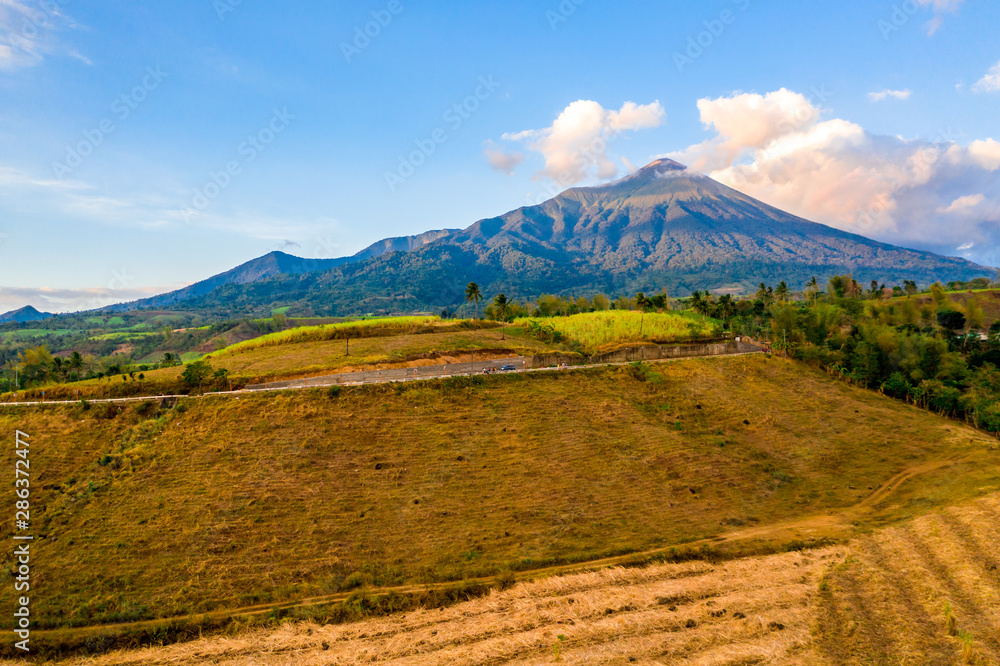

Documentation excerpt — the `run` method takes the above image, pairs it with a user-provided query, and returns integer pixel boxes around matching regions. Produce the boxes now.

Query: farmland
[514,310,718,354]
[67,491,1000,665]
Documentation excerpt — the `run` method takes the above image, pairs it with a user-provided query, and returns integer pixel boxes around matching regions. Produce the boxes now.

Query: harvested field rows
[69,493,1000,665]
[818,493,1000,665]
[71,548,841,665]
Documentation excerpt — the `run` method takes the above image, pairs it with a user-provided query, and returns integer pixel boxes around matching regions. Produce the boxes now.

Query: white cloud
[973,60,1000,93]
[969,139,1000,170]
[500,100,665,186]
[666,89,1000,265]
[868,89,912,102]
[0,0,81,70]
[483,142,525,175]
[940,194,985,214]
[670,89,822,173]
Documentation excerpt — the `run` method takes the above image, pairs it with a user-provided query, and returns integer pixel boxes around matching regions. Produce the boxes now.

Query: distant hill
[0,305,54,324]
[107,159,994,317]
[101,229,459,313]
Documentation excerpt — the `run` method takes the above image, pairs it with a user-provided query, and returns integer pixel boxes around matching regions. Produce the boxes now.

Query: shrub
[627,361,649,381]
[880,372,912,399]
[181,359,213,387]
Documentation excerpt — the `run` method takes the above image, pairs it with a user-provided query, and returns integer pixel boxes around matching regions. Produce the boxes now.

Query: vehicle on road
[500,364,516,372]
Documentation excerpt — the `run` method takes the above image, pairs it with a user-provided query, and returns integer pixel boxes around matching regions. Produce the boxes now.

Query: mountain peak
[637,158,687,174]
[0,305,54,324]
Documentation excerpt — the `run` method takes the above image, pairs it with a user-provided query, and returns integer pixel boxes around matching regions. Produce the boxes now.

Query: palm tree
[848,279,862,300]
[717,294,736,321]
[755,283,776,306]
[465,282,483,320]
[690,290,704,317]
[635,292,649,312]
[775,281,789,302]
[493,293,510,340]
[691,291,713,321]
[807,276,819,305]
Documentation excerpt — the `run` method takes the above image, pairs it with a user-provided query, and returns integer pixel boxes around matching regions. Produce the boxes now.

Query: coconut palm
[465,282,483,320]
[689,290,704,316]
[807,276,819,305]
[717,294,736,321]
[493,293,510,340]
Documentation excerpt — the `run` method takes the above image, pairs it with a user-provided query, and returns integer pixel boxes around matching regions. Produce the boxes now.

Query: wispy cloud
[917,0,965,35]
[0,284,185,315]
[868,89,912,102]
[0,161,326,242]
[973,60,1000,93]
[497,100,665,185]
[0,0,83,71]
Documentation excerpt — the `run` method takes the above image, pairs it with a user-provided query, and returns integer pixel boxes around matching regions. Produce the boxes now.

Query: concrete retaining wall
[525,339,762,369]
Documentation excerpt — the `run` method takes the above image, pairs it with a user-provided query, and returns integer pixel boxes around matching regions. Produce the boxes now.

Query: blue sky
[1,0,998,312]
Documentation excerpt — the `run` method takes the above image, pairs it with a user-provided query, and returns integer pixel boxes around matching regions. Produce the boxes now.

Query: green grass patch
[514,310,719,353]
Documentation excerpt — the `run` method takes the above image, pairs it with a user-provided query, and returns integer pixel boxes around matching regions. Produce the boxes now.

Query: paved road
[0,347,764,408]
[247,357,528,390]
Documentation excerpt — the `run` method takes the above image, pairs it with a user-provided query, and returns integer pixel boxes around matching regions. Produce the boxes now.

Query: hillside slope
[2,355,998,655]
[71,492,1000,665]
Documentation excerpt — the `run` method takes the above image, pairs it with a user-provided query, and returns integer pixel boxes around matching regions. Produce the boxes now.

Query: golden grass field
[2,355,998,659]
[58,492,1000,665]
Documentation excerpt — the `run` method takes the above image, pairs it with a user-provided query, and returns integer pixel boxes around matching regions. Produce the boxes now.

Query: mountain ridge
[99,159,994,317]
[101,228,461,313]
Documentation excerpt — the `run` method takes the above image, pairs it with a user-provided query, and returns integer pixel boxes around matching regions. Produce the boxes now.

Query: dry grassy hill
[55,492,1000,664]
[2,355,998,658]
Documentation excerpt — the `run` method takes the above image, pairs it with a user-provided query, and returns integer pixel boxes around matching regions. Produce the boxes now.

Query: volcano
[105,159,992,316]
